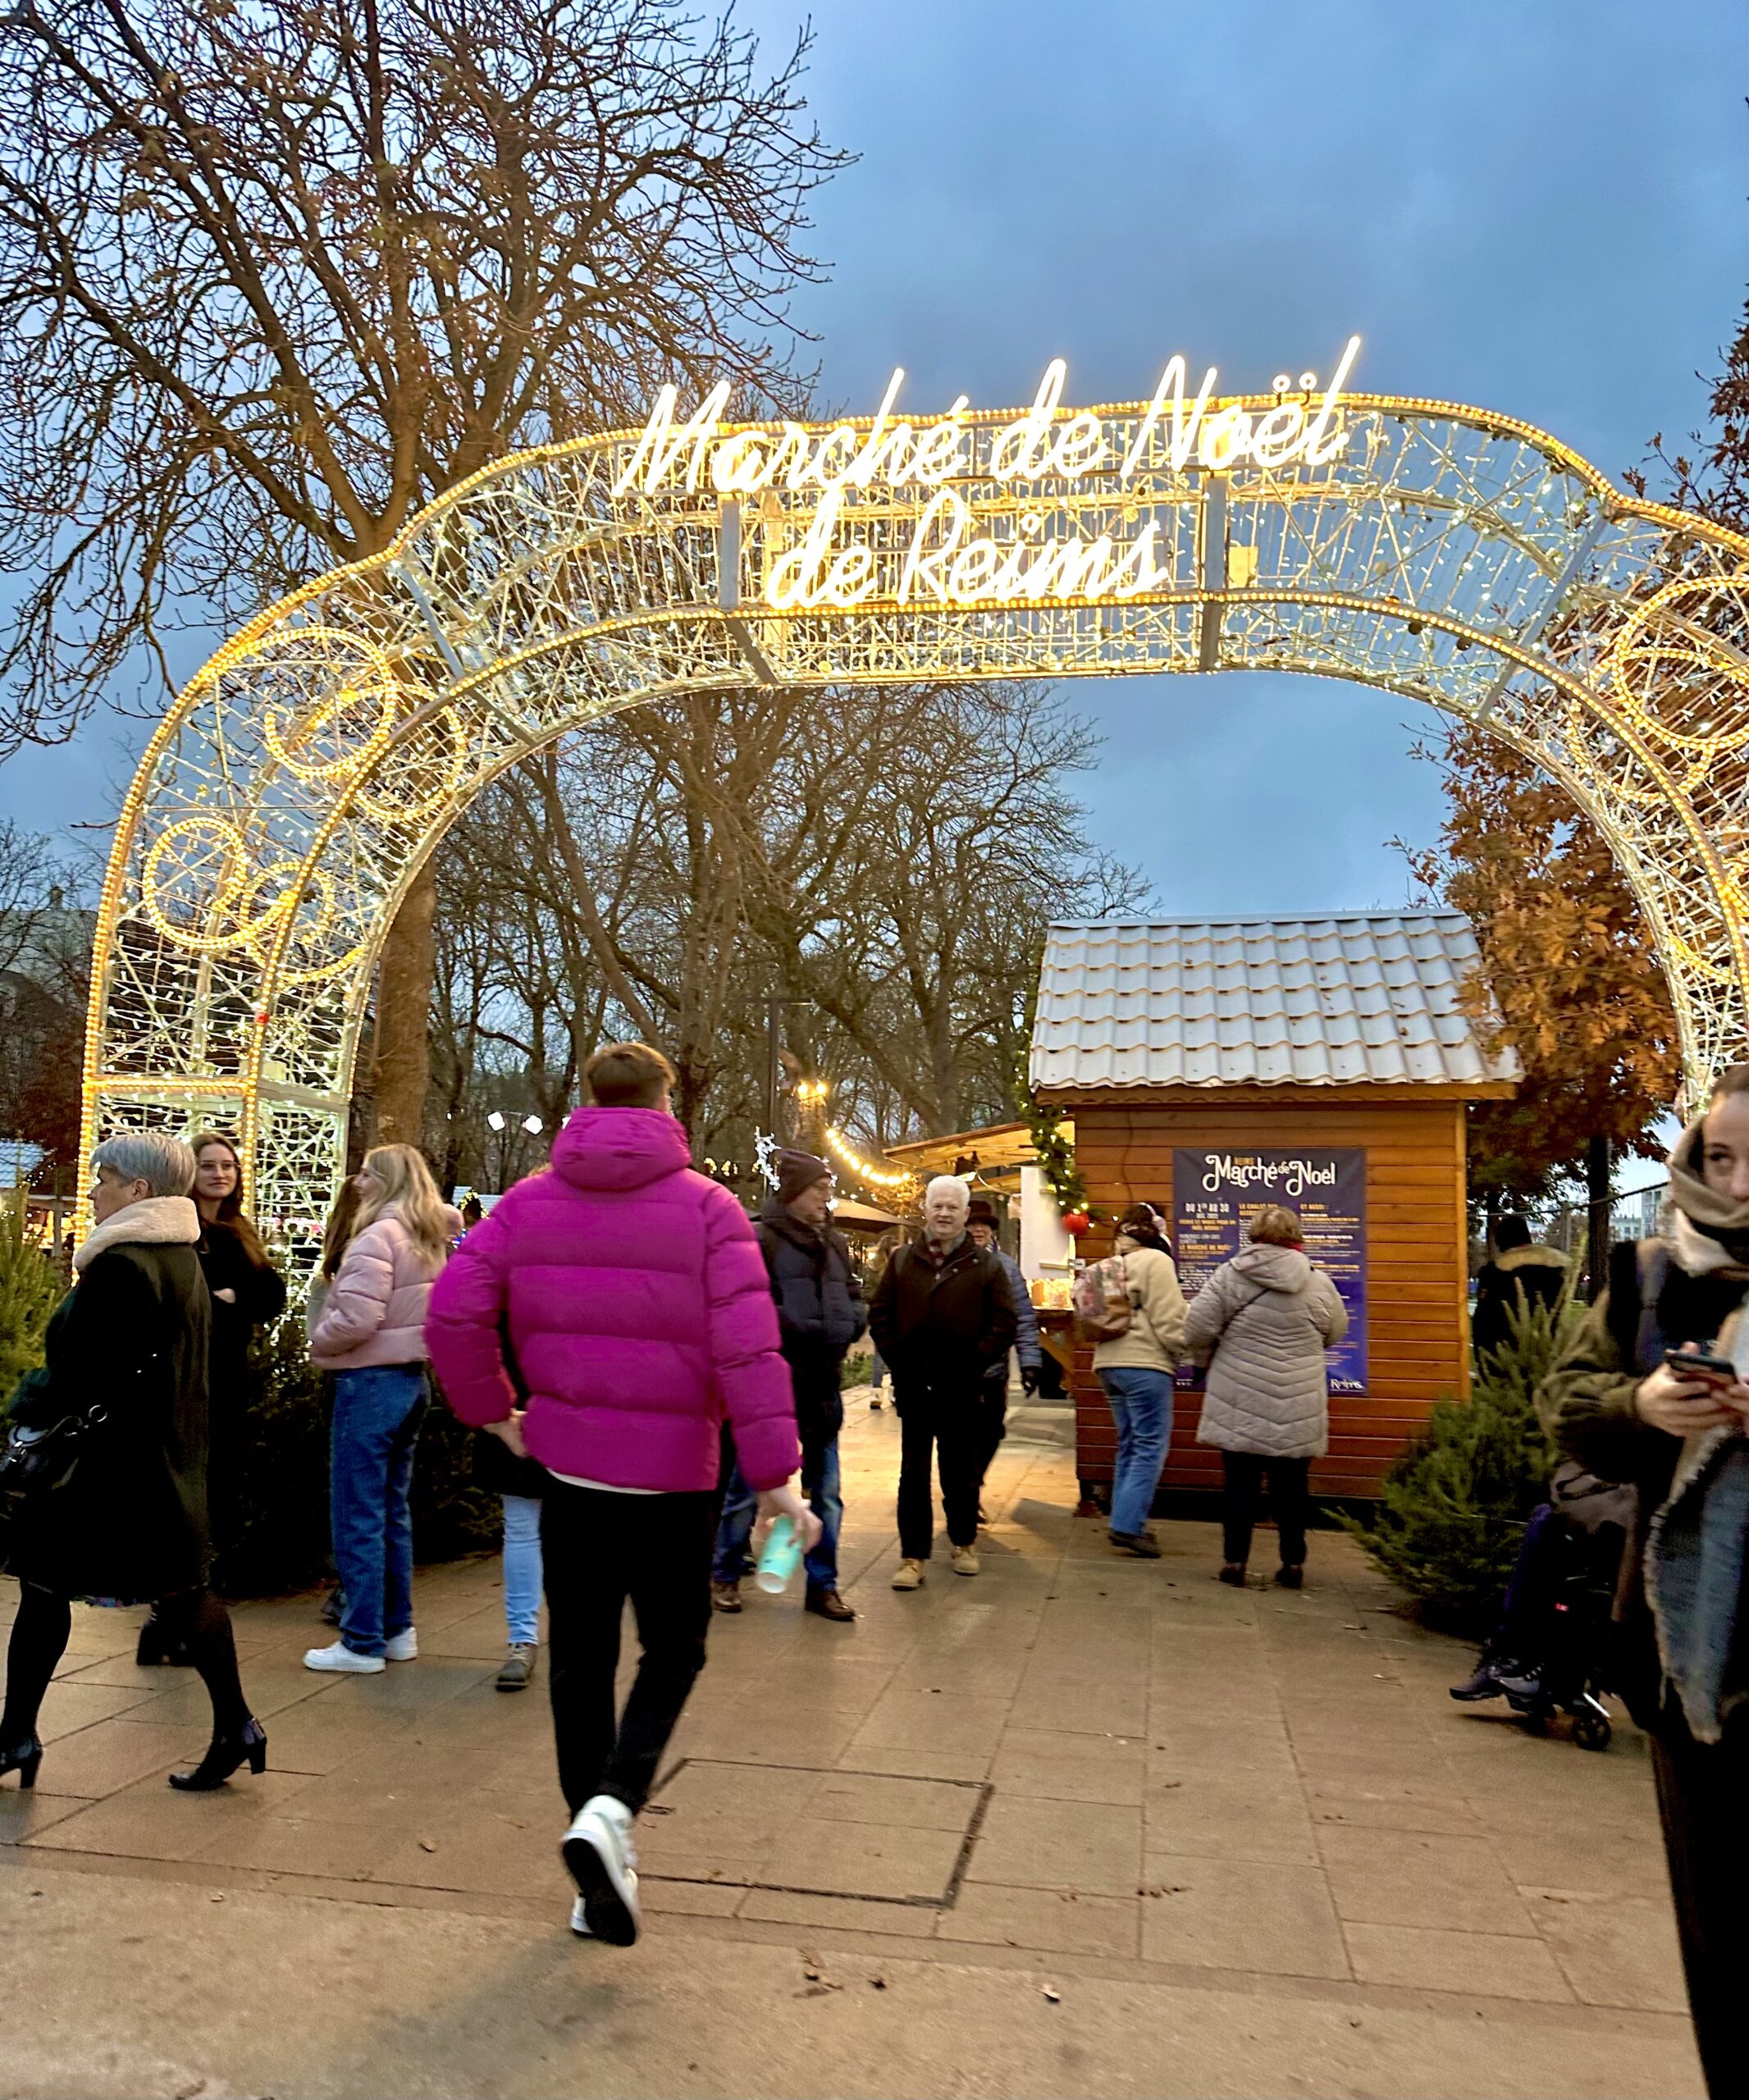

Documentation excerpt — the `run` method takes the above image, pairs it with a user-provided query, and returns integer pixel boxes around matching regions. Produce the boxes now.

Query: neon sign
[613,339,1363,614]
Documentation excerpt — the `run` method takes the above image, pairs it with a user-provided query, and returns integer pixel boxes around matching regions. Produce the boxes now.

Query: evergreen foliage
[1344,1281,1585,1635]
[0,1194,63,1403]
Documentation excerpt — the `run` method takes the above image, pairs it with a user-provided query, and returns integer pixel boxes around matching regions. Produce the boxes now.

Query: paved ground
[0,1395,1705,2098]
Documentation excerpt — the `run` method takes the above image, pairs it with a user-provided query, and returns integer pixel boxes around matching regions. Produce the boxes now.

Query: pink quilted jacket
[426,1106,798,1492]
[309,1203,456,1370]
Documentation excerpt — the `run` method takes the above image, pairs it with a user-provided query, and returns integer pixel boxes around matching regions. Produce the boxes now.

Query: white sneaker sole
[569,1895,593,1938]
[302,1647,385,1674]
[562,1811,640,1946]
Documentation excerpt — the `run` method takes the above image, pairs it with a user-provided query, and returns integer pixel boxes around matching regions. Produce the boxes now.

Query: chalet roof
[1029,914,1518,1093]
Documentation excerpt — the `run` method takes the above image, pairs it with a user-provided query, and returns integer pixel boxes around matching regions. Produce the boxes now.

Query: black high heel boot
[0,1737,43,1789]
[167,1718,267,1792]
[136,1612,194,1668]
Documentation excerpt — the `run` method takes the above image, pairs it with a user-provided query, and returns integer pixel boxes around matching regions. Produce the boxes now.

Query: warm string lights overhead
[80,363,1749,1249]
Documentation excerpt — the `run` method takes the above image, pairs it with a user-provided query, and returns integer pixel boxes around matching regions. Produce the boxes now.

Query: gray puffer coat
[1184,1243,1349,1459]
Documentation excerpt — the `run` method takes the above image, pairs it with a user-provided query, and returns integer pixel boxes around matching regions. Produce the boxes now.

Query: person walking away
[304,1144,456,1675]
[2,1134,265,1792]
[966,1197,1041,1524]
[1185,1204,1347,1589]
[137,1130,290,1669]
[426,1041,818,1947]
[1472,1213,1568,1360]
[870,1176,1017,1588]
[1541,1065,1749,2098]
[714,1150,865,1622]
[1089,1203,1187,1557]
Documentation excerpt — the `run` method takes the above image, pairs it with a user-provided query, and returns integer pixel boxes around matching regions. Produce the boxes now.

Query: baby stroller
[1451,1464,1633,1751]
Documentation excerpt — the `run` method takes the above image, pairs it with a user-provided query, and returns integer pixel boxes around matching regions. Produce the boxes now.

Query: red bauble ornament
[1062,1210,1091,1238]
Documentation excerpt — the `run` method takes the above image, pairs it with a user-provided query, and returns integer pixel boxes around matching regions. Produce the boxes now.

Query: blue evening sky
[4,0,1747,916]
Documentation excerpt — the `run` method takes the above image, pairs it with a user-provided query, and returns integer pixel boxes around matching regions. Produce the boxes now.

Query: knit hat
[777,1148,833,1206]
[966,1196,1000,1227]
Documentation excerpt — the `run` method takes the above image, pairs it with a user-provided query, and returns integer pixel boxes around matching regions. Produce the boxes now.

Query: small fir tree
[0,1191,63,1403]
[1345,1281,1584,1635]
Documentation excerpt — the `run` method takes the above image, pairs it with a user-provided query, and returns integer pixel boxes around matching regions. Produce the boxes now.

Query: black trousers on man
[896,1381,982,1559]
[1650,1708,1749,2097]
[1219,1452,1313,1568]
[541,1477,719,1816]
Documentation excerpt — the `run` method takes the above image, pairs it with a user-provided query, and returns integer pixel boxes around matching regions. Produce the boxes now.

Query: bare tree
[0,0,847,1136]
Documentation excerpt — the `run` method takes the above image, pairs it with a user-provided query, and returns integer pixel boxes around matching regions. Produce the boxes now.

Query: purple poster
[1171,1148,1368,1395]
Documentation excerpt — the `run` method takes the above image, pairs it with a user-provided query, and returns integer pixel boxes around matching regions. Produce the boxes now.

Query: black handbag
[0,1387,109,1499]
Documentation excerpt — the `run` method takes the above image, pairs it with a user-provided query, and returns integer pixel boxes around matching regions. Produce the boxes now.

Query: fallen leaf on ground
[418,1839,437,1853]
[1041,1987,1061,2004]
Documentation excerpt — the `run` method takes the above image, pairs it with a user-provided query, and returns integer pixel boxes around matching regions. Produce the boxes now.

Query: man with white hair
[868,1176,1017,1588]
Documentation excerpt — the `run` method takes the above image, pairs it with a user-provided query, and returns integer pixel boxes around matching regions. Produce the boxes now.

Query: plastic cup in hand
[755,1514,801,1595]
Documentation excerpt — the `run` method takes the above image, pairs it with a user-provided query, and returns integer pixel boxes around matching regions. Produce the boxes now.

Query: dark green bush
[211,1310,499,1598]
[1341,1281,1583,1637]
[0,1194,64,1402]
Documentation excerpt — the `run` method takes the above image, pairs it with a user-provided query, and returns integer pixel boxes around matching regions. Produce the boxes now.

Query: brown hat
[776,1149,833,1206]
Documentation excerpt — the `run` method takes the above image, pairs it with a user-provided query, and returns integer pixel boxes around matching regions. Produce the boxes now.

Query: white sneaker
[562,1794,641,1947]
[303,1641,386,1675]
[383,1628,418,1662]
[569,1895,593,1938]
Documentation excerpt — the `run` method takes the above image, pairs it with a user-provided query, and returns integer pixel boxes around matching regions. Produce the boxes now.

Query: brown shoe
[710,1581,742,1614]
[1217,1562,1247,1587]
[806,1586,856,1622]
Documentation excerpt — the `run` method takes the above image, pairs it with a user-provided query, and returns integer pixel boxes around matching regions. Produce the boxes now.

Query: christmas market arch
[83,345,1749,1238]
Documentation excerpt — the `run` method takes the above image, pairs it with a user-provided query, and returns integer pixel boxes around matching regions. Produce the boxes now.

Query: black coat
[756,1201,867,1449]
[7,1239,212,1600]
[867,1235,1017,1399]
[197,1221,286,1412]
[1471,1244,1567,1359]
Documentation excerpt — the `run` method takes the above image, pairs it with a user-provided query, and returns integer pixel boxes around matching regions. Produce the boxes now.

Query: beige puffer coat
[1185,1243,1349,1459]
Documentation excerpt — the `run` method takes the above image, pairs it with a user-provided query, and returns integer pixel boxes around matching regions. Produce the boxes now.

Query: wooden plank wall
[1066,1091,1470,1502]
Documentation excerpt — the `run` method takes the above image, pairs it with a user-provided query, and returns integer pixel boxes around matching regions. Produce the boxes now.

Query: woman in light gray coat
[1183,1205,1348,1589]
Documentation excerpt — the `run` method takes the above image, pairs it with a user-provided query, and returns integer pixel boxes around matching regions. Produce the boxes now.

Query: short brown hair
[1248,1205,1304,1247]
[585,1041,676,1108]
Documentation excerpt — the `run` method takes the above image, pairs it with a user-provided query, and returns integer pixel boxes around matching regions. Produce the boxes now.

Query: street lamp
[482,1109,545,1188]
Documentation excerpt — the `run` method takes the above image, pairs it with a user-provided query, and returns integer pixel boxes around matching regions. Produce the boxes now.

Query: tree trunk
[372,859,437,1153]
[1586,1133,1613,1303]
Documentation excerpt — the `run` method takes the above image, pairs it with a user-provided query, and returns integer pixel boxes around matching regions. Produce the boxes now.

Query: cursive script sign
[611,341,1363,614]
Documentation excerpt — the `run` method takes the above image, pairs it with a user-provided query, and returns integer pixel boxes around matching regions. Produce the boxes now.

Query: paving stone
[737,1888,940,1935]
[1144,1771,1320,1865]
[809,1771,976,1832]
[936,1881,1140,1957]
[1342,1920,1575,2001]
[1306,1781,1484,1838]
[1526,1889,1691,2012]
[989,1727,1145,1806]
[1316,1824,1539,1935]
[1138,1852,1350,1978]
[34,1679,158,1742]
[966,1794,1143,1897]
[761,1816,966,1901]
[27,1719,213,1800]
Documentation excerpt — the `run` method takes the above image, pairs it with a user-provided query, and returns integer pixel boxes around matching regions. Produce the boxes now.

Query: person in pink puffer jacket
[426,1040,817,1950]
[304,1145,459,1678]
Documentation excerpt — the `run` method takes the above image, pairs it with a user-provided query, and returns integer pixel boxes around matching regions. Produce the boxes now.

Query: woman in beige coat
[1185,1204,1348,1589]
[1092,1204,1188,1557]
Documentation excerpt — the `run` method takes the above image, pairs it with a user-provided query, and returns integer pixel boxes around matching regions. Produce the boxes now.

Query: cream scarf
[71,1195,200,1275]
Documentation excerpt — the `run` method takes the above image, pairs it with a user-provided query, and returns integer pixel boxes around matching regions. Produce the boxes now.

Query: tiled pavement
[0,1395,1705,2097]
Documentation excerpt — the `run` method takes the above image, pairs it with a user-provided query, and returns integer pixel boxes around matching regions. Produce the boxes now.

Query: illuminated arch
[84,380,1749,1239]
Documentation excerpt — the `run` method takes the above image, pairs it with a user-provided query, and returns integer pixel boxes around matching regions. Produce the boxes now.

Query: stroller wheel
[1573,1703,1612,1753]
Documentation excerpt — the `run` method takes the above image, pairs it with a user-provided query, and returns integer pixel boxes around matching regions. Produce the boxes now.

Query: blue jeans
[502,1492,544,1646]
[713,1440,843,1592]
[1099,1366,1173,1536]
[331,1365,427,1656]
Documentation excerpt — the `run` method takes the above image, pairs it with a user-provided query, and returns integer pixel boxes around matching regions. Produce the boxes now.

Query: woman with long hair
[304,1144,458,1675]
[1543,1064,1749,2097]
[1092,1202,1188,1557]
[2,1134,264,1792]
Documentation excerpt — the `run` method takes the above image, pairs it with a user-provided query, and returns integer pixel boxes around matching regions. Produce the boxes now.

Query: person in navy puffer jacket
[427,1041,819,1950]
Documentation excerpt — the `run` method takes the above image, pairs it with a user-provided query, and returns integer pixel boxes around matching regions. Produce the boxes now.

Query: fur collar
[1494,1244,1567,1273]
[72,1195,200,1274]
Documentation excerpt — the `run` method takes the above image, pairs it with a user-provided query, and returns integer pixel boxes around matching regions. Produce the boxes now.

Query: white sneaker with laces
[302,1641,385,1675]
[562,1794,641,1946]
[569,1895,593,1938]
[383,1628,418,1662]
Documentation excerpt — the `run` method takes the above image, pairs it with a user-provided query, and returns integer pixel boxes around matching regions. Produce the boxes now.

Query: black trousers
[1651,1710,1749,2097]
[1220,1452,1312,1567]
[975,1376,1008,1490]
[896,1383,981,1559]
[541,1479,719,1818]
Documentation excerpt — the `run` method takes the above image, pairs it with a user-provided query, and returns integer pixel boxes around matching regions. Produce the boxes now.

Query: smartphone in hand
[1663,1344,1742,1384]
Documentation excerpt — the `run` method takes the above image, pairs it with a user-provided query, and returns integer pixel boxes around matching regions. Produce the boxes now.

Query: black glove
[1021,1366,1039,1395]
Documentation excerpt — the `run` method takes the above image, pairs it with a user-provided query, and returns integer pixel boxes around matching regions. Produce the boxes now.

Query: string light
[824,1125,912,1193]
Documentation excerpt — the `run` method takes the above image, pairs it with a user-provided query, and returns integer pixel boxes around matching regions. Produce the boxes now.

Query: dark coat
[7,1239,212,1601]
[196,1221,285,1413]
[755,1199,867,1449]
[1472,1243,1567,1359]
[867,1235,1018,1400]
[1540,1235,1747,1725]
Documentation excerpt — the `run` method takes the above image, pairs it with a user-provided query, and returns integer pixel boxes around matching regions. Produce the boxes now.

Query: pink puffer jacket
[309,1203,454,1370]
[426,1106,798,1492]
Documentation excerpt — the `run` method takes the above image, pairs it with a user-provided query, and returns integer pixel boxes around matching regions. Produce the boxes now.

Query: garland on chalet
[1012,1048,1089,1223]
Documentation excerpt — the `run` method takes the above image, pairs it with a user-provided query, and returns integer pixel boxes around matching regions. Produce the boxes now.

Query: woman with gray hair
[1,1132,264,1792]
